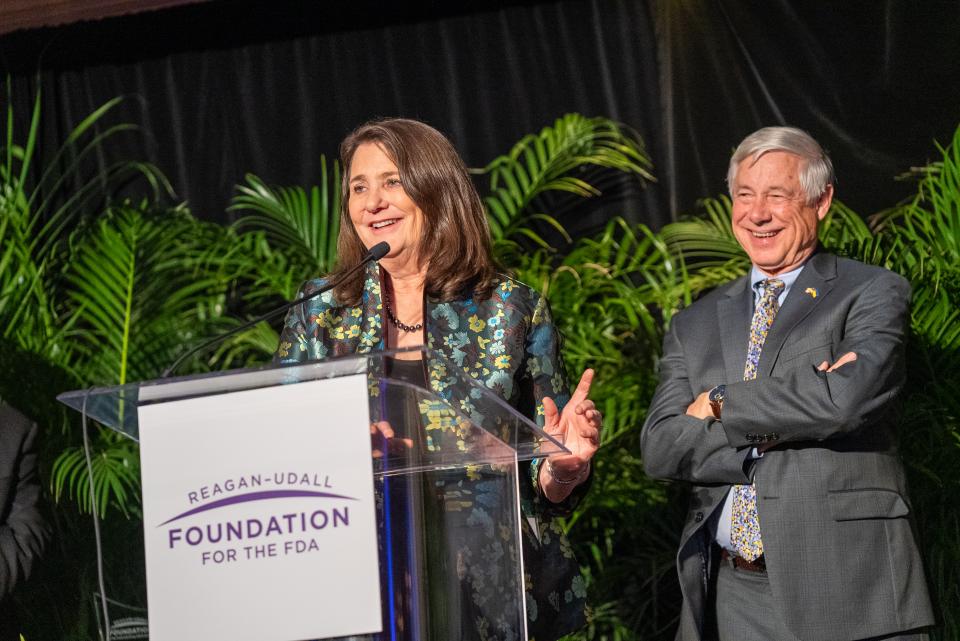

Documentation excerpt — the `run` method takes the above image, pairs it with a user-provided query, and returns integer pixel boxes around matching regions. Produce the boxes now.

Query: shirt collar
[750,262,806,300]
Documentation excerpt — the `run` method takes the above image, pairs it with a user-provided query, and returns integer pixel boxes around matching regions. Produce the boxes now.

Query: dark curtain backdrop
[2,0,959,231]
[659,0,960,217]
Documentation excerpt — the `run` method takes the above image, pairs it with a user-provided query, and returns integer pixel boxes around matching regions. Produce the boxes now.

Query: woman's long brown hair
[331,118,497,305]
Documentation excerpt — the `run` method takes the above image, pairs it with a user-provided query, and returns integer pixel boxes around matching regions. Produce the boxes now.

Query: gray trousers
[714,557,930,641]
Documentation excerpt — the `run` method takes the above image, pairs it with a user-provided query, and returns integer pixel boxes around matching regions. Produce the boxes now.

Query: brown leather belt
[721,549,766,573]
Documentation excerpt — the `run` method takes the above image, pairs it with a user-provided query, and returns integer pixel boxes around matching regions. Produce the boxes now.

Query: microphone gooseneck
[161,242,391,378]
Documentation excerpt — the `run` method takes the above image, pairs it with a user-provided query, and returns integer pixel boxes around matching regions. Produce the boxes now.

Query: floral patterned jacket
[275,262,589,640]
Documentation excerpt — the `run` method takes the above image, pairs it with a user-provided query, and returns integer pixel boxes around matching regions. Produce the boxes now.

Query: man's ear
[816,184,835,220]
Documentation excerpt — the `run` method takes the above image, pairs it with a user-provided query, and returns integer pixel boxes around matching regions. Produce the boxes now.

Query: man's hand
[686,391,713,420]
[818,351,857,372]
[539,369,602,503]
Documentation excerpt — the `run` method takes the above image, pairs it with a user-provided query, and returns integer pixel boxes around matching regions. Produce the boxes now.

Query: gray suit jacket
[0,402,47,641]
[641,252,934,641]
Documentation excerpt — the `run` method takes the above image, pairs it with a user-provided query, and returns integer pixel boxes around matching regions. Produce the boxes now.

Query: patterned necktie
[731,278,785,561]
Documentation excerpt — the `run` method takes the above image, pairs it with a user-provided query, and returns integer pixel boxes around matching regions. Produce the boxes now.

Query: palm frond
[53,205,228,517]
[819,200,874,248]
[871,123,960,291]
[51,433,141,518]
[0,81,169,367]
[63,204,228,386]
[661,196,745,266]
[475,114,653,255]
[229,159,342,275]
[209,320,281,369]
[910,277,960,363]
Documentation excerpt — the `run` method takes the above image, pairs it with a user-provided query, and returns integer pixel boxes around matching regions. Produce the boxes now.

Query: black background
[2,0,958,234]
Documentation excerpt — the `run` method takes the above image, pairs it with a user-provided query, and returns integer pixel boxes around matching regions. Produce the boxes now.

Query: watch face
[709,385,725,403]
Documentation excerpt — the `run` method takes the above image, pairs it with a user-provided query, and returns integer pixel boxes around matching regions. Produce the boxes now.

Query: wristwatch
[708,384,726,419]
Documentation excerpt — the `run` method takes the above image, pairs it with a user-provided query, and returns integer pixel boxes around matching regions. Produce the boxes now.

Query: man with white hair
[641,127,934,640]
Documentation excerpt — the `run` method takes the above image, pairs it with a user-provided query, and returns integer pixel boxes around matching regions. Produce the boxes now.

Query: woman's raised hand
[540,368,602,503]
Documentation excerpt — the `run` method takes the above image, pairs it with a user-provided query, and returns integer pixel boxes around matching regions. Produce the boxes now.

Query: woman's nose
[364,187,386,213]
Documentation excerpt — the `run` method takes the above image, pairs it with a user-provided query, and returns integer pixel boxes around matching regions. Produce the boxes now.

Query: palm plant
[869,126,960,641]
[872,126,960,363]
[198,162,343,369]
[1,82,194,517]
[6,166,231,640]
[0,83,206,639]
[0,82,166,372]
[51,204,230,516]
[228,160,342,299]
[475,113,654,262]
[519,221,687,640]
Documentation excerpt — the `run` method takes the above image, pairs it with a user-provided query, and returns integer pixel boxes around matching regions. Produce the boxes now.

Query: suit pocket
[828,488,910,521]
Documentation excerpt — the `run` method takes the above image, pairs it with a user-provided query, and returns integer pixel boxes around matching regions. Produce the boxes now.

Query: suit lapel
[758,252,838,377]
[717,275,754,382]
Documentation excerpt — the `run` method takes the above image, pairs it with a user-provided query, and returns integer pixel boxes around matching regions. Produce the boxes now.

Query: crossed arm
[686,351,859,451]
[642,271,910,483]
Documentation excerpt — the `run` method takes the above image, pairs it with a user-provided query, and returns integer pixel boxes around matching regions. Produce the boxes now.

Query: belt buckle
[721,549,767,573]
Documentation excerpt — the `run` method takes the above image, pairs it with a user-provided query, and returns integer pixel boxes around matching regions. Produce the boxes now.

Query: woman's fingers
[542,396,561,436]
[388,437,414,455]
[574,399,595,414]
[574,402,602,426]
[370,421,413,458]
[371,420,395,438]
[569,368,595,405]
[579,423,600,443]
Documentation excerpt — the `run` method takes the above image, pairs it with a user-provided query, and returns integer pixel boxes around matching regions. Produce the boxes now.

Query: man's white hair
[727,126,835,204]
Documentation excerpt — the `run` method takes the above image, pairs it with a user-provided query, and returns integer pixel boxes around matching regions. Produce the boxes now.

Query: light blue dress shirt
[715,263,806,553]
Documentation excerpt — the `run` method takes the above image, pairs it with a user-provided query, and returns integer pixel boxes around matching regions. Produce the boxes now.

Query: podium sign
[138,374,381,641]
[57,348,569,641]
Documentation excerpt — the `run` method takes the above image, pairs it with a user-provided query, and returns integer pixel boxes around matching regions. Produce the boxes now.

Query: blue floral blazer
[275,262,589,640]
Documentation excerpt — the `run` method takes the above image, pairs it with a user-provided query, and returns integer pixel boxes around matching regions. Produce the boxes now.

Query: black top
[384,357,426,388]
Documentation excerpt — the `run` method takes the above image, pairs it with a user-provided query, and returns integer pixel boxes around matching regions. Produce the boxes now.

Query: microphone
[365,241,391,261]
[161,242,390,378]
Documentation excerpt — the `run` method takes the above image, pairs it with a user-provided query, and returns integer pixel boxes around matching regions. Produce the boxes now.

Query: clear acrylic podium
[58,347,567,641]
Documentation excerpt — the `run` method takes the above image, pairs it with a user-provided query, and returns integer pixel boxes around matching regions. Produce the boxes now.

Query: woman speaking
[276,118,600,641]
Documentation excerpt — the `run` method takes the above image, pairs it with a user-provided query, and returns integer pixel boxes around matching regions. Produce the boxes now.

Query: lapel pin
[805,287,818,299]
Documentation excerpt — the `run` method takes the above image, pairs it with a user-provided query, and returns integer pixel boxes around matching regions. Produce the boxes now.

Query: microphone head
[368,242,390,260]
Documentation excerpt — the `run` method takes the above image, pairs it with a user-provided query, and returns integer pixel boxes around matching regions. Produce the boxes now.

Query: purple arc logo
[159,489,357,526]
[162,489,358,551]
